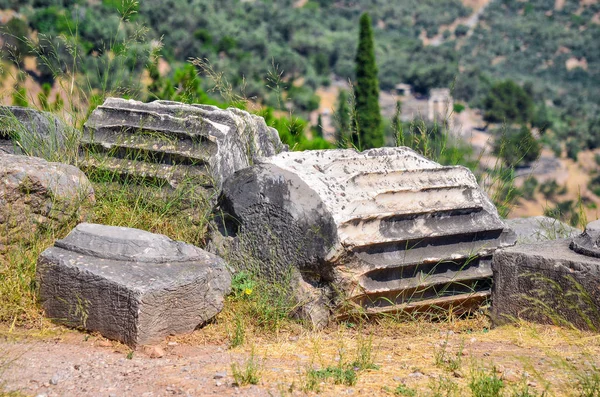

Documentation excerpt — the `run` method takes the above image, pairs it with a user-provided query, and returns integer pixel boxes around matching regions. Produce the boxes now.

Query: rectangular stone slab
[37,223,231,347]
[491,239,600,331]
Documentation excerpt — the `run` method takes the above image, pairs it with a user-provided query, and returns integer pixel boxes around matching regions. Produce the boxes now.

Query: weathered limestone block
[82,98,285,198]
[37,223,231,347]
[492,225,600,330]
[0,153,94,253]
[0,106,77,158]
[214,147,516,320]
[505,216,580,244]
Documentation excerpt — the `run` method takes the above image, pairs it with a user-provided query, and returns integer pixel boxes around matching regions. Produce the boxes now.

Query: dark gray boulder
[0,153,94,254]
[0,106,78,160]
[492,237,600,331]
[213,147,516,324]
[37,223,231,347]
[505,216,580,244]
[82,98,286,199]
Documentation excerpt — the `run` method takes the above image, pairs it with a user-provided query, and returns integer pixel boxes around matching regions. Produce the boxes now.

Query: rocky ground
[2,318,599,397]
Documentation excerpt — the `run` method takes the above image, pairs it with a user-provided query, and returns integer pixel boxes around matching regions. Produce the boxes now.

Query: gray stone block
[0,153,94,254]
[0,106,78,159]
[491,239,600,330]
[214,147,516,323]
[37,223,231,347]
[505,216,580,244]
[82,98,286,198]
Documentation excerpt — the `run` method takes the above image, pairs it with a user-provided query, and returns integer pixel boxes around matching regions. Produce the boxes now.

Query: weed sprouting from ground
[576,364,600,397]
[231,347,261,386]
[434,337,464,372]
[393,383,417,396]
[428,375,460,397]
[469,366,504,397]
[300,327,379,392]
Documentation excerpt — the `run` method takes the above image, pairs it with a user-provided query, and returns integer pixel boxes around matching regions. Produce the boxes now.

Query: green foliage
[434,339,463,372]
[531,101,553,132]
[493,125,540,167]
[396,118,477,170]
[102,0,139,19]
[335,90,350,145]
[287,84,320,112]
[566,139,580,161]
[484,80,534,124]
[539,180,566,200]
[469,367,504,397]
[453,103,465,113]
[393,384,417,396]
[353,13,383,150]
[305,366,357,387]
[455,24,469,37]
[231,348,261,386]
[428,375,459,397]
[258,107,333,151]
[313,114,323,138]
[11,86,28,107]
[576,364,600,397]
[1,17,30,63]
[589,174,600,198]
[406,45,459,95]
[544,199,582,227]
[521,177,539,200]
[147,63,225,107]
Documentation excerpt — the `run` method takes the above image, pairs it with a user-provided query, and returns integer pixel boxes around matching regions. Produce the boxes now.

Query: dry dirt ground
[2,317,599,397]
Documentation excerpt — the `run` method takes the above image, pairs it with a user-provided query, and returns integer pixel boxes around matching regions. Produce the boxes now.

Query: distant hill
[0,0,599,146]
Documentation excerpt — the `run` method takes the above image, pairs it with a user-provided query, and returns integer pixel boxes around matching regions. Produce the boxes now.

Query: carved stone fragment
[37,223,231,347]
[82,98,285,199]
[214,147,516,322]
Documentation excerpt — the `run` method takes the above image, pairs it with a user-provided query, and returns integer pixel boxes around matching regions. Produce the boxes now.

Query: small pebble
[50,374,60,385]
[213,372,227,379]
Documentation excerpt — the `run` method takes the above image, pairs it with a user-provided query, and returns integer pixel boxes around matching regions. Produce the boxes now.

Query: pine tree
[354,13,383,150]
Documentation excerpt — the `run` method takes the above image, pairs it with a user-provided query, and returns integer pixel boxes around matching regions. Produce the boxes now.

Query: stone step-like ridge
[83,97,285,194]
[218,146,517,320]
[351,257,493,309]
[78,155,213,189]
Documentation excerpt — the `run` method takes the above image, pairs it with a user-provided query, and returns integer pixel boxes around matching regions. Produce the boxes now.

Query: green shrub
[493,125,540,167]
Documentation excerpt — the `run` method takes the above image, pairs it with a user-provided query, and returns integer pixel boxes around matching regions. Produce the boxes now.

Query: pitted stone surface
[82,98,286,196]
[570,220,600,258]
[37,223,231,347]
[506,216,580,244]
[0,153,94,253]
[492,239,600,330]
[0,106,75,157]
[215,147,516,320]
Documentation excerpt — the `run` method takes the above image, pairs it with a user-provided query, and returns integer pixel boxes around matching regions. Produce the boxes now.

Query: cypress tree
[335,90,350,145]
[354,13,383,150]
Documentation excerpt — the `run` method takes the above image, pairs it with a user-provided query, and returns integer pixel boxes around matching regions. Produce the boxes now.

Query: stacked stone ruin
[216,147,517,321]
[81,98,285,200]
[14,99,600,345]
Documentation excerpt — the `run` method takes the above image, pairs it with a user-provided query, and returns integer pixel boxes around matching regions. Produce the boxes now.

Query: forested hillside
[1,0,599,149]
